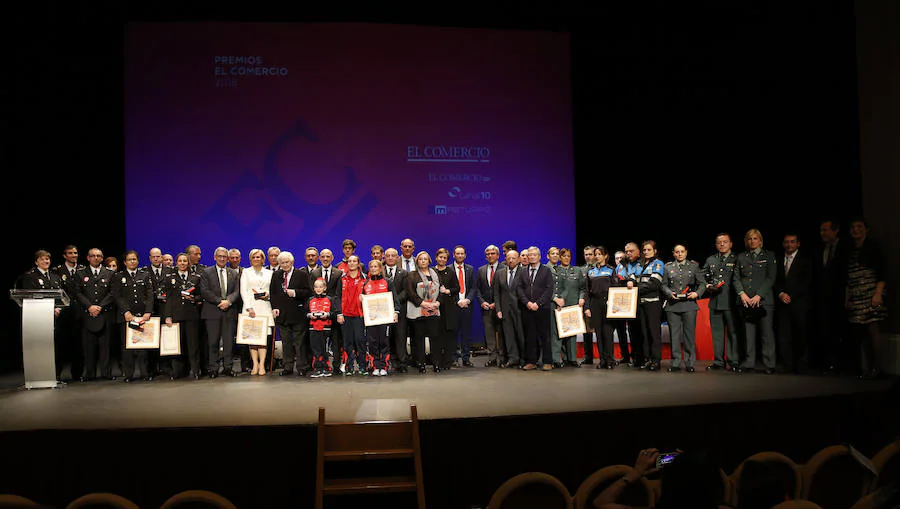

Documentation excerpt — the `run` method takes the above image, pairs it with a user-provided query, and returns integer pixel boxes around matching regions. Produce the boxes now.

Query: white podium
[10,289,70,389]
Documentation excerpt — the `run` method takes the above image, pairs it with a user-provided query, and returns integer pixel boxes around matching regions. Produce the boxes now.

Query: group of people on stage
[19,216,887,382]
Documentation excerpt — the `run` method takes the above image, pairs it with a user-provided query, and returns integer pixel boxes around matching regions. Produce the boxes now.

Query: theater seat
[801,445,875,509]
[159,491,236,509]
[730,451,802,503]
[0,494,39,507]
[65,493,140,509]
[574,465,653,509]
[870,440,900,492]
[773,501,824,509]
[488,472,573,509]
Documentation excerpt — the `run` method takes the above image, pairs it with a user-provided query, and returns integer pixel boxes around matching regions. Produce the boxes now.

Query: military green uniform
[546,263,562,364]
[661,260,706,369]
[702,252,740,368]
[552,265,586,364]
[732,248,777,371]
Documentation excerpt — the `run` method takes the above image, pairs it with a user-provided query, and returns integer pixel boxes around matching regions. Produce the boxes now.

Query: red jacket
[340,271,367,317]
[308,294,338,331]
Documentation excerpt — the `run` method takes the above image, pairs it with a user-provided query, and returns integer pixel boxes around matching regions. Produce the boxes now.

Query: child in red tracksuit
[338,255,367,375]
[308,278,340,378]
[362,260,400,376]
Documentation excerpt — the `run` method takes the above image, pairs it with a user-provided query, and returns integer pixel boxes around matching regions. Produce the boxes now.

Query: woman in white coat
[240,249,274,375]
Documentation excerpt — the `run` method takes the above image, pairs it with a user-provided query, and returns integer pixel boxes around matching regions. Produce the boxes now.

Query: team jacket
[307,294,340,331]
[362,275,401,315]
[340,271,367,317]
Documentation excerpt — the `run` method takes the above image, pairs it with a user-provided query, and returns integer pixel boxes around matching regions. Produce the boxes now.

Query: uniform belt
[640,297,659,303]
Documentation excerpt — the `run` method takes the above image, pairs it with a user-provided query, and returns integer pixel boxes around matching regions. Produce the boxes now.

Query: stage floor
[0,362,891,432]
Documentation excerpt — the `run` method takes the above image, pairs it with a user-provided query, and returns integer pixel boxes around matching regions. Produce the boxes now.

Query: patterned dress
[846,245,887,325]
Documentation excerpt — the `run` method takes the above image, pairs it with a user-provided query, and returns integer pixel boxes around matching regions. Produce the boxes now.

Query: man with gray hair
[198,247,241,377]
[515,246,555,370]
[266,246,281,271]
[270,251,312,376]
[477,244,504,366]
[383,247,409,372]
[494,249,524,367]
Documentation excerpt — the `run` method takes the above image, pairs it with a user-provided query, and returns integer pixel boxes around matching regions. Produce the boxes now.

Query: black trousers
[411,317,438,366]
[522,308,552,365]
[612,319,630,362]
[205,315,235,372]
[638,300,662,363]
[777,304,810,373]
[391,313,409,366]
[435,324,457,369]
[170,319,200,377]
[367,324,390,370]
[624,317,645,365]
[583,311,596,362]
[279,322,309,373]
[121,324,150,378]
[310,330,330,370]
[82,324,110,379]
[590,303,616,364]
[56,309,82,379]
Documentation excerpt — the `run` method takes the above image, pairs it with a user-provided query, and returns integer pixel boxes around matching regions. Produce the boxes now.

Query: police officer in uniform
[733,229,777,374]
[703,233,741,371]
[554,248,586,367]
[661,245,706,372]
[164,253,203,379]
[141,247,174,377]
[584,246,617,369]
[112,250,155,382]
[22,250,64,377]
[615,243,645,367]
[50,246,83,380]
[76,248,116,381]
[626,241,666,371]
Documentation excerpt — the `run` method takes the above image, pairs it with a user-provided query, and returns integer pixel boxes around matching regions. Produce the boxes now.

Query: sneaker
[323,370,333,377]
[310,370,323,378]
[381,369,388,376]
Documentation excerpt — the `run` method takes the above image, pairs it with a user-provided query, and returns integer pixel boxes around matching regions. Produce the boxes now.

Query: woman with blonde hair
[240,248,273,375]
[407,251,442,373]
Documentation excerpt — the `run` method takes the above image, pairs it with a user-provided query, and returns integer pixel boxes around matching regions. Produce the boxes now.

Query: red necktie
[488,265,494,287]
[458,265,465,295]
[283,271,289,292]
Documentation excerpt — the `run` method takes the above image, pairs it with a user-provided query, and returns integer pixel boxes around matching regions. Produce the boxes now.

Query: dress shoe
[124,377,135,383]
[553,362,565,369]
[396,366,408,373]
[500,361,516,369]
[279,370,293,377]
[581,359,594,365]
[462,361,474,368]
[484,359,497,367]
[433,366,441,373]
[207,370,218,379]
[764,368,775,375]
[706,364,722,371]
[79,376,95,382]
[417,364,427,374]
[541,364,553,371]
[666,367,681,373]
[648,362,660,372]
[169,376,176,381]
[686,367,695,373]
[522,363,537,371]
[143,376,153,382]
[570,361,582,368]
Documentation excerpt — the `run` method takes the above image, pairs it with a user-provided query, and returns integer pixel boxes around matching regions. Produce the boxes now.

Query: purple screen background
[125,23,574,266]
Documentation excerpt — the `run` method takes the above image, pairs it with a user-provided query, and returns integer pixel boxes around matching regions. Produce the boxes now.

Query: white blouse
[240,267,275,329]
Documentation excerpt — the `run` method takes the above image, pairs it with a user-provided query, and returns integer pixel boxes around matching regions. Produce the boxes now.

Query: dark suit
[813,239,849,370]
[476,263,504,363]
[199,265,240,373]
[141,264,174,375]
[384,265,409,368]
[76,266,116,379]
[51,263,84,379]
[452,263,477,363]
[311,265,344,365]
[775,251,814,373]
[515,264,555,365]
[494,265,524,365]
[164,271,203,376]
[270,267,312,374]
[111,270,155,379]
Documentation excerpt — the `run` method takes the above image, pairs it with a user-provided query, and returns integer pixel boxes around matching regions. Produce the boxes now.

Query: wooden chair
[801,445,875,509]
[488,472,573,509]
[159,490,237,509]
[315,404,425,509]
[773,501,824,509]
[65,493,140,509]
[730,451,802,505]
[870,440,900,492]
[574,466,653,509]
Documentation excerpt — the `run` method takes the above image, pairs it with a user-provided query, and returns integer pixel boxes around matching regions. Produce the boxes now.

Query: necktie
[324,268,330,283]
[155,268,160,277]
[405,259,411,273]
[488,265,494,287]
[181,273,187,282]
[70,268,75,276]
[530,267,536,282]
[508,268,513,286]
[388,267,393,279]
[219,268,226,300]
[283,270,289,291]
[785,255,793,276]
[825,243,835,268]
[458,265,465,295]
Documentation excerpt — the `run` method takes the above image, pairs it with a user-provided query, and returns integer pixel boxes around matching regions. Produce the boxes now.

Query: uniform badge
[62,274,67,281]
[83,276,90,282]
[37,279,44,285]
[122,277,127,284]
[171,278,176,285]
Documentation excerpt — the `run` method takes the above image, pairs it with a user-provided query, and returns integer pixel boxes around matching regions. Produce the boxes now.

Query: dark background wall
[3,3,865,372]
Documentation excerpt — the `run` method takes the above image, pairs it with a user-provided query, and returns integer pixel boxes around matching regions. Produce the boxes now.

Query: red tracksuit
[308,294,339,371]
[363,276,397,370]
[340,271,367,371]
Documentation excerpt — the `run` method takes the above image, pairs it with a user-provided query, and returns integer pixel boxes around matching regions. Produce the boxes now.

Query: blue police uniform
[633,258,665,370]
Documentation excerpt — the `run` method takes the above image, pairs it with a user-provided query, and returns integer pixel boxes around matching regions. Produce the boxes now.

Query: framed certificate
[607,287,638,319]
[237,313,268,346]
[554,305,586,338]
[125,316,161,349]
[362,291,395,326]
[159,323,181,356]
